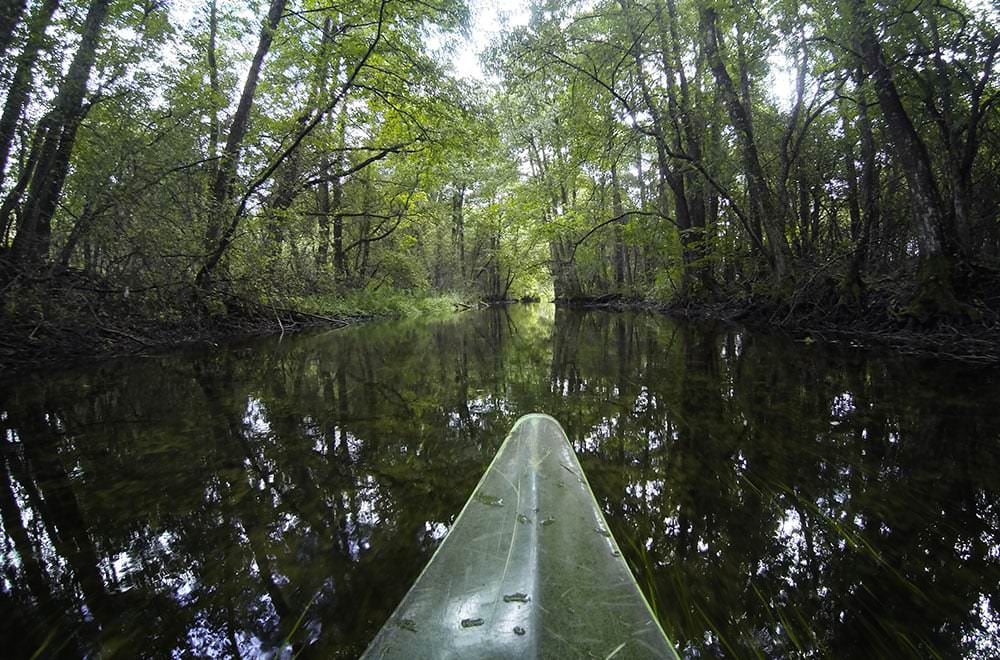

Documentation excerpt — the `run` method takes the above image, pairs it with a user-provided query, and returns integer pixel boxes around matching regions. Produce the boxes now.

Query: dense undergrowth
[0,266,470,376]
[555,258,1000,363]
[7,257,1000,380]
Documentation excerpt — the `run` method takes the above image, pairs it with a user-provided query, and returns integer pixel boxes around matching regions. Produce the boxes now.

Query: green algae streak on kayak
[361,413,679,659]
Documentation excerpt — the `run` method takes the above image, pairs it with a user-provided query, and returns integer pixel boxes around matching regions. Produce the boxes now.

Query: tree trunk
[841,67,880,301]
[0,118,47,242]
[798,165,813,254]
[264,155,299,258]
[0,0,27,60]
[200,0,288,283]
[610,163,626,289]
[207,0,220,164]
[700,7,792,281]
[662,0,713,293]
[332,108,347,280]
[856,91,879,261]
[735,21,753,115]
[489,226,500,299]
[10,0,111,269]
[859,25,946,259]
[0,0,61,193]
[549,233,564,299]
[452,185,466,282]
[315,17,333,269]
[621,0,700,293]
[311,23,348,281]
[316,173,331,269]
[843,140,861,246]
[55,202,97,272]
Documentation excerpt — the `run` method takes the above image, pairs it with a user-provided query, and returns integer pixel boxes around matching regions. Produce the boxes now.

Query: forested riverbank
[1,0,998,370]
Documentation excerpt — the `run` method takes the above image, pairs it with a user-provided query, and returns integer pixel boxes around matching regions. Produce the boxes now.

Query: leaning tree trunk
[199,0,288,284]
[10,0,111,270]
[700,7,793,282]
[859,26,947,260]
[0,0,61,194]
[0,118,47,243]
[0,0,27,60]
[858,21,963,316]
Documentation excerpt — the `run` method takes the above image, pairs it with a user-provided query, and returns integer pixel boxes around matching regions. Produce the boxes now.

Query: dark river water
[1,305,997,658]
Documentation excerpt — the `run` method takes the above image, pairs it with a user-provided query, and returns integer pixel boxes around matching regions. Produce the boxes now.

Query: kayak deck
[361,413,677,659]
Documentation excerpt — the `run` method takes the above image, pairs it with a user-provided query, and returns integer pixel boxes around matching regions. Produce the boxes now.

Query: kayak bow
[361,413,678,659]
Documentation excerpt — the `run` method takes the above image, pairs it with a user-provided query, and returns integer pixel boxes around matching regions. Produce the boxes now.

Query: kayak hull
[361,413,677,659]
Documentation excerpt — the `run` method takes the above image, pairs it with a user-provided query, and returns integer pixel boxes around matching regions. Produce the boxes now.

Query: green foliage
[1,0,998,330]
[481,0,1000,313]
[292,290,466,319]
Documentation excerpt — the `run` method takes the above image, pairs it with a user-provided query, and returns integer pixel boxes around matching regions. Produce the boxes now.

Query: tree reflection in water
[0,305,997,658]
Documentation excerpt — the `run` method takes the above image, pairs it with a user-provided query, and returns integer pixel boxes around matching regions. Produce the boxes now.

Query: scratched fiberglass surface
[361,414,676,659]
[0,304,998,658]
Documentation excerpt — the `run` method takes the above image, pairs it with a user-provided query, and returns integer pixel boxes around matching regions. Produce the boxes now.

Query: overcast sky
[441,0,531,80]
[169,0,998,106]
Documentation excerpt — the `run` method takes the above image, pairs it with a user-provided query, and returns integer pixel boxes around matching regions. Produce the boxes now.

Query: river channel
[1,305,997,658]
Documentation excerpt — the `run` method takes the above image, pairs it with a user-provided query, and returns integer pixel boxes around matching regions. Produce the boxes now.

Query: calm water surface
[1,305,997,658]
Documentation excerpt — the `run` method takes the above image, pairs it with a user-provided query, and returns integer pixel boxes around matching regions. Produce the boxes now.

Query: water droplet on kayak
[399,619,418,632]
[612,550,622,557]
[503,592,530,603]
[540,517,556,526]
[595,527,611,538]
[461,618,484,628]
[556,482,565,488]
[517,513,531,524]
[513,626,526,636]
[474,493,504,507]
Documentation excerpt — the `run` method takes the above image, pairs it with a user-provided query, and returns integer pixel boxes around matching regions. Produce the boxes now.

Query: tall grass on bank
[290,290,467,320]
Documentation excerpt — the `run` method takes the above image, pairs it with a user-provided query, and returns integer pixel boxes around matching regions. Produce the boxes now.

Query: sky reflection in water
[0,304,997,658]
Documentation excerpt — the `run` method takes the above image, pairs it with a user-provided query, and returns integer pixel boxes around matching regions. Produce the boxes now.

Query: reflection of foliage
[0,307,997,657]
[553,314,999,658]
